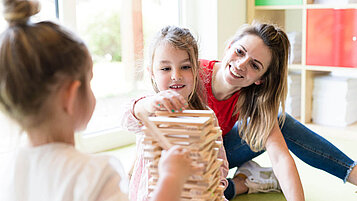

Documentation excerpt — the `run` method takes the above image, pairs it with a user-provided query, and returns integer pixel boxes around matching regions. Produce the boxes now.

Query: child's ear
[147,66,153,76]
[63,80,81,115]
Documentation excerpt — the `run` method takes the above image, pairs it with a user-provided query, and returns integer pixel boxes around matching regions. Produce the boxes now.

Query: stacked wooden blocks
[142,110,225,201]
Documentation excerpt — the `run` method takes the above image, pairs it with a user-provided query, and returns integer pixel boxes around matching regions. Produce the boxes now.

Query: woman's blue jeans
[223,113,356,200]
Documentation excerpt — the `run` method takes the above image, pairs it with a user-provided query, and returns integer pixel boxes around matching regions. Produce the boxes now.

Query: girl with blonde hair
[122,25,229,201]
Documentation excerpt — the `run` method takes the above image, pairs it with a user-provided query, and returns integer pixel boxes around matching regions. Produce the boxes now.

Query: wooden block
[143,150,161,160]
[153,123,214,137]
[138,112,173,150]
[149,116,212,128]
[198,128,221,146]
[143,145,161,152]
[155,109,214,117]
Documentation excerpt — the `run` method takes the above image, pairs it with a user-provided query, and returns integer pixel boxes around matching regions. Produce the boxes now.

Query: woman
[201,22,357,200]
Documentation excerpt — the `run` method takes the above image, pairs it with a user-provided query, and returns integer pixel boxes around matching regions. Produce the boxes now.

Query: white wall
[180,0,246,60]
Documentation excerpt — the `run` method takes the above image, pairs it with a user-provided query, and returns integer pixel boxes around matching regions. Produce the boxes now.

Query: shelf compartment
[255,0,302,6]
[255,5,303,10]
[306,9,357,68]
[306,4,357,9]
[312,75,357,127]
[305,65,357,71]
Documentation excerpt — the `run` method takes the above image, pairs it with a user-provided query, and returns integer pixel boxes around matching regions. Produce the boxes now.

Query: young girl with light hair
[122,25,229,201]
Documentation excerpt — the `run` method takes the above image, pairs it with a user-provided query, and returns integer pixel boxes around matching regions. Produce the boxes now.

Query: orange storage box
[306,9,357,68]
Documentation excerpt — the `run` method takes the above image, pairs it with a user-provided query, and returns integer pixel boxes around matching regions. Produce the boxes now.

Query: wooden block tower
[142,110,226,201]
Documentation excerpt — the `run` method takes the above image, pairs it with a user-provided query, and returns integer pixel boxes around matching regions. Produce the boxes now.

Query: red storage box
[306,9,357,68]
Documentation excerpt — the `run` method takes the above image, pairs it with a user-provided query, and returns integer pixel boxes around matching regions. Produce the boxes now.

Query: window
[75,0,181,151]
[75,0,180,133]
[33,0,57,22]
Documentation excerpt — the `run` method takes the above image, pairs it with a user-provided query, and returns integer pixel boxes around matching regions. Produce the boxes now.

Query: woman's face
[221,34,272,89]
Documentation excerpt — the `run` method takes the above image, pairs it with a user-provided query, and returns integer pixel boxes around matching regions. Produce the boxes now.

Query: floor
[102,124,357,201]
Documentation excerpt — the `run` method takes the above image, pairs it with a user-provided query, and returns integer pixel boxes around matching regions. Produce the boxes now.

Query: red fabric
[200,59,240,136]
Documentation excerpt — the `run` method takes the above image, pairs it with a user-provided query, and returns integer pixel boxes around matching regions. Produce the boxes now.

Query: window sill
[75,127,135,153]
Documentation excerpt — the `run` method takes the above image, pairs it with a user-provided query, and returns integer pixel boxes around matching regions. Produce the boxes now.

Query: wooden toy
[141,110,226,200]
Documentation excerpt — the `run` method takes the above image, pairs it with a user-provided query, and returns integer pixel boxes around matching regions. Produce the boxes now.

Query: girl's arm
[134,90,188,119]
[265,120,305,201]
[120,98,144,134]
[121,90,187,133]
[150,145,199,201]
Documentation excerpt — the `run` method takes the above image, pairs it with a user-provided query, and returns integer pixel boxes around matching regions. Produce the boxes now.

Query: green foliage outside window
[83,10,121,62]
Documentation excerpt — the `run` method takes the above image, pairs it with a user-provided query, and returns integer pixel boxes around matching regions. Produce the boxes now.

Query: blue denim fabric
[223,113,356,200]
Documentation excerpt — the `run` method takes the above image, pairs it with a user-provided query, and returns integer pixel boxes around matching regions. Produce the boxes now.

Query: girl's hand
[145,90,188,114]
[158,145,200,183]
[151,145,202,201]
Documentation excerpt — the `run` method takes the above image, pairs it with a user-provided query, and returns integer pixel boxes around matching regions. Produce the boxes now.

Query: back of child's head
[0,0,90,129]
[148,25,206,110]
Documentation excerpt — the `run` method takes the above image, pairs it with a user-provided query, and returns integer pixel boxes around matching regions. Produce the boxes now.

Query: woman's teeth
[230,66,242,78]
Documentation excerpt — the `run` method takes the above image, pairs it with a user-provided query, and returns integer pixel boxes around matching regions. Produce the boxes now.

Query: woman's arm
[265,120,305,201]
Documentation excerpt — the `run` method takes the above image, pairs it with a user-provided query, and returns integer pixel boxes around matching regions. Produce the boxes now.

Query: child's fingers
[166,145,188,158]
[178,149,205,175]
[159,95,181,112]
[152,100,164,111]
[160,97,176,113]
[170,96,187,112]
[155,90,188,112]
[166,145,184,154]
[165,90,187,111]
[175,93,188,109]
[151,93,177,112]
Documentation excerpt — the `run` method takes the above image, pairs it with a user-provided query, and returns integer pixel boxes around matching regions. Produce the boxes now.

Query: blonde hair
[148,25,206,110]
[229,22,290,152]
[0,0,90,129]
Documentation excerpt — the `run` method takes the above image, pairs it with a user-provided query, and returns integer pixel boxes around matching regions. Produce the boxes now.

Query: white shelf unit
[247,0,357,130]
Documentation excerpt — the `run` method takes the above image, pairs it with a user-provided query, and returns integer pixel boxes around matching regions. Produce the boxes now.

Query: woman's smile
[229,64,244,78]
